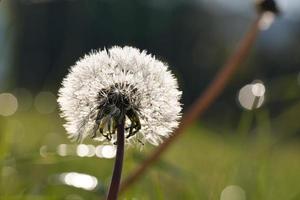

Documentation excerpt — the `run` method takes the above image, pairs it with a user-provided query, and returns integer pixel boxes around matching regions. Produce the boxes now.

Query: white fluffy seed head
[57,46,182,146]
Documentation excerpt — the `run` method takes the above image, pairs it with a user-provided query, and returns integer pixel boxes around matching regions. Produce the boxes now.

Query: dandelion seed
[57,46,182,146]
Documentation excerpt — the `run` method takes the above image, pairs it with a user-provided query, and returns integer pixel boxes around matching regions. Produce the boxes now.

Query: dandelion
[57,46,182,199]
[255,0,280,15]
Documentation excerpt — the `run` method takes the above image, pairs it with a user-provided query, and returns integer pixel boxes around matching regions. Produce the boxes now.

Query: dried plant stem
[106,118,125,200]
[120,14,263,193]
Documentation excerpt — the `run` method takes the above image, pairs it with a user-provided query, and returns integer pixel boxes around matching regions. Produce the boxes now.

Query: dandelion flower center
[94,83,141,142]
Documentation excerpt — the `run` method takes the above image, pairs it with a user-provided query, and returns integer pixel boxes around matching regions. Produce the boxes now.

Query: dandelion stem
[120,14,264,193]
[106,117,125,200]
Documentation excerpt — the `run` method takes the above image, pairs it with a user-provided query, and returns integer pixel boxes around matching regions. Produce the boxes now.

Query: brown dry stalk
[120,14,263,193]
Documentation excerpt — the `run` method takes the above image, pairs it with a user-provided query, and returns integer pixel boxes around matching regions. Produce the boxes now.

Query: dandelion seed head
[57,46,182,146]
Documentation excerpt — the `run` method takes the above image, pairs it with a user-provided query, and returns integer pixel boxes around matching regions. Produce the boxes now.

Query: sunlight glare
[60,172,98,191]
[76,144,89,157]
[95,145,116,159]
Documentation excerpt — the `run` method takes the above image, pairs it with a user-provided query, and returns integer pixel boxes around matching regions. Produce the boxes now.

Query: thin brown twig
[120,14,263,193]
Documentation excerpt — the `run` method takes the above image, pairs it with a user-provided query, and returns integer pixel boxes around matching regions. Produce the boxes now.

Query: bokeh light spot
[40,145,48,158]
[86,145,96,157]
[220,185,246,200]
[57,144,68,157]
[95,145,116,159]
[238,82,265,110]
[101,145,116,158]
[76,144,89,157]
[259,11,276,30]
[60,172,98,191]
[0,93,18,116]
[251,83,266,97]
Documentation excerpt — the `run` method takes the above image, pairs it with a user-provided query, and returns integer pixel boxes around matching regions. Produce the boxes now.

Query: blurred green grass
[0,104,300,200]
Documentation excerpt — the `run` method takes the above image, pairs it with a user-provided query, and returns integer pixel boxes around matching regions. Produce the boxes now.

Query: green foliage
[0,103,299,200]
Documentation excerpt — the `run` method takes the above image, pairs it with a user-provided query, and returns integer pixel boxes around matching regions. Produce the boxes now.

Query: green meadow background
[0,0,300,199]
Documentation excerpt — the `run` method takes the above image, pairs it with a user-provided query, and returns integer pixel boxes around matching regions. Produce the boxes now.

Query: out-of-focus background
[0,0,299,199]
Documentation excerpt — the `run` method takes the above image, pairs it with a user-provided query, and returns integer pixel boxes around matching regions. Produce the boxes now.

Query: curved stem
[106,117,125,200]
[120,14,263,193]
